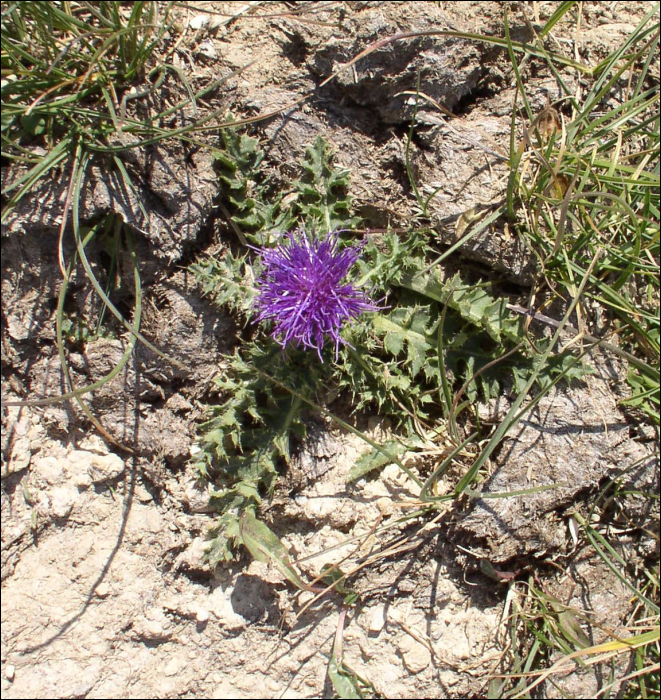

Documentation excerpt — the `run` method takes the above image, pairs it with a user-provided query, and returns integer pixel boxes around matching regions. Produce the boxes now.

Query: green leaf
[320,564,359,606]
[373,308,435,377]
[557,609,591,649]
[348,441,407,483]
[622,365,660,424]
[20,113,47,135]
[205,508,245,565]
[239,511,309,591]
[328,657,362,700]
[295,135,360,233]
[399,271,524,344]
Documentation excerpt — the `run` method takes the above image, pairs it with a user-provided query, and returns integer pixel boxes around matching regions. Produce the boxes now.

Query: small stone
[6,312,31,340]
[399,636,431,674]
[72,471,93,489]
[196,607,210,623]
[208,589,247,630]
[8,437,31,474]
[367,605,387,634]
[134,483,154,503]
[376,497,395,516]
[198,40,217,59]
[144,620,167,639]
[163,657,182,677]
[146,620,162,638]
[184,477,212,513]
[212,681,246,700]
[33,456,64,484]
[358,634,375,659]
[157,679,176,696]
[95,583,111,598]
[297,591,315,607]
[439,670,458,687]
[190,14,208,29]
[381,463,418,495]
[76,435,109,454]
[5,664,15,682]
[27,425,45,448]
[50,486,78,518]
[89,453,125,483]
[68,450,125,484]
[133,608,173,642]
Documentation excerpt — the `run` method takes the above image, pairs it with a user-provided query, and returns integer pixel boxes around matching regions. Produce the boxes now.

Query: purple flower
[252,229,378,360]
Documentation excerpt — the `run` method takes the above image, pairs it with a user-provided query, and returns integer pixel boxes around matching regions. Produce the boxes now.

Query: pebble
[439,670,458,687]
[367,604,387,634]
[266,679,280,692]
[8,437,31,474]
[376,497,395,516]
[133,608,173,642]
[297,591,315,607]
[33,455,64,484]
[5,664,15,682]
[72,471,93,489]
[184,477,212,513]
[50,486,78,518]
[208,589,247,630]
[76,435,110,454]
[134,483,154,503]
[381,463,419,496]
[398,636,431,674]
[190,14,208,29]
[68,450,125,484]
[143,619,171,641]
[198,41,217,59]
[163,657,183,677]
[95,582,111,598]
[212,682,246,699]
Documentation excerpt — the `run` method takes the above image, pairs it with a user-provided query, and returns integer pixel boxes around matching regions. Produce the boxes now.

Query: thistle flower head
[252,229,378,360]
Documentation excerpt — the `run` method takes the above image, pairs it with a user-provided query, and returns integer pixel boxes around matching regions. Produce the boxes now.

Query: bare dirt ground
[1,2,658,698]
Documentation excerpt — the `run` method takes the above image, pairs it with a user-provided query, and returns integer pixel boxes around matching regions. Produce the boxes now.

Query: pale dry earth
[2,2,658,698]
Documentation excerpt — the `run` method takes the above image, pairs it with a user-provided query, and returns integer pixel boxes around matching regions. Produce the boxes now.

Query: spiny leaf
[372,307,436,377]
[214,117,293,242]
[191,249,256,317]
[193,132,366,553]
[295,135,361,233]
[399,271,524,344]
[205,506,249,565]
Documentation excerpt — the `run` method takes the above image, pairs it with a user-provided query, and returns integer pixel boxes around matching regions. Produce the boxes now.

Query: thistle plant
[192,133,584,563]
[252,230,379,360]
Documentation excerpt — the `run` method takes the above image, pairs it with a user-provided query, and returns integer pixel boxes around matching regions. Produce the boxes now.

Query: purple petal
[252,229,378,360]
